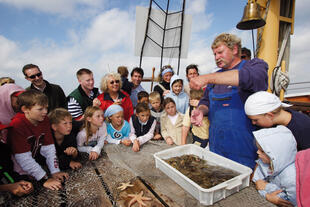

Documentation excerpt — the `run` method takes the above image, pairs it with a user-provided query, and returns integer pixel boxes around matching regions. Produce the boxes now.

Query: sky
[0,0,309,95]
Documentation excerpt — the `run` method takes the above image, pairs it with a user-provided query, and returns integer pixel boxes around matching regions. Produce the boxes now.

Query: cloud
[0,0,104,17]
[82,9,134,52]
[187,0,213,33]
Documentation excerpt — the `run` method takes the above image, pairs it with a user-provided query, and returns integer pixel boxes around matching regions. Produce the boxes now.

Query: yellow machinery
[237,0,295,100]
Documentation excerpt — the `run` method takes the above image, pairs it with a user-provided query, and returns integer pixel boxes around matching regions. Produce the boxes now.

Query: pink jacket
[296,148,310,207]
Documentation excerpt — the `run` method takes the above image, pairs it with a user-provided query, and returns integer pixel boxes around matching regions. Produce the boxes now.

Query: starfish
[117,182,134,191]
[127,191,152,207]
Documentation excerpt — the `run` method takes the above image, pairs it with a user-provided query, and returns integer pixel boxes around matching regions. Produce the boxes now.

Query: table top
[4,141,276,207]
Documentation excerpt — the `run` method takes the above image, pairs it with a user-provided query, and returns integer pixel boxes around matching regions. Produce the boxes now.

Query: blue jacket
[165,75,189,114]
[252,125,297,206]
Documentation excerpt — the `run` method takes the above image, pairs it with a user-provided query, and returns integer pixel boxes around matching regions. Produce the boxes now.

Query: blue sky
[0,0,309,95]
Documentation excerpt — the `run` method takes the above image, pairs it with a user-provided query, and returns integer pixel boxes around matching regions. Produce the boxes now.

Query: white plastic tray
[154,144,252,206]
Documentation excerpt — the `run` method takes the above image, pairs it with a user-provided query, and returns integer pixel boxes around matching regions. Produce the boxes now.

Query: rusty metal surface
[2,141,275,207]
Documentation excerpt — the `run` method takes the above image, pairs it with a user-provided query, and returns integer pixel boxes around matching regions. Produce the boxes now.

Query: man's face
[131,72,142,87]
[52,117,73,136]
[78,73,94,91]
[212,43,237,69]
[186,68,198,82]
[241,53,251,60]
[24,67,44,87]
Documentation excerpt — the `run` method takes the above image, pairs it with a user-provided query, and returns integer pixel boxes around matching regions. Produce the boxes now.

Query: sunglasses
[27,72,42,79]
[110,80,120,84]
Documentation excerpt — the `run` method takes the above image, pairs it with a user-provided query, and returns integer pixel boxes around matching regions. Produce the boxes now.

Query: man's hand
[266,190,294,207]
[9,181,33,196]
[153,134,162,140]
[52,172,69,183]
[255,179,267,190]
[191,109,203,126]
[113,99,122,105]
[121,139,132,146]
[163,90,170,97]
[165,137,174,145]
[89,151,99,160]
[92,98,101,107]
[64,147,78,157]
[190,76,208,90]
[132,139,140,152]
[43,178,62,191]
[69,161,82,170]
[189,99,200,107]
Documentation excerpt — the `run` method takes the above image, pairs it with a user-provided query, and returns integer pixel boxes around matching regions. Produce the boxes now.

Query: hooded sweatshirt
[252,125,297,206]
[165,75,189,114]
[0,83,24,125]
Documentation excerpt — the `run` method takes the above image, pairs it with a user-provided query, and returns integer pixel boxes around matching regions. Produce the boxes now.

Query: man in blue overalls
[190,33,268,169]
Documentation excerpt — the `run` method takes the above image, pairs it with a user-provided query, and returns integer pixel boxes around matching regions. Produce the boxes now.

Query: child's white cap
[104,104,123,118]
[244,91,292,116]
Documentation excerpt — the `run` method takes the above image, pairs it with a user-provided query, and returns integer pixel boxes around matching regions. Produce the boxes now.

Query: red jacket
[97,91,133,122]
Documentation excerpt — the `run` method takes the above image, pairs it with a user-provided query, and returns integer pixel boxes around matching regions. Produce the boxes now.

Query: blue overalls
[208,60,257,169]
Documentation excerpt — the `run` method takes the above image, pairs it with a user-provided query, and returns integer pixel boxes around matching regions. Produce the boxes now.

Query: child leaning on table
[9,90,68,191]
[76,106,107,161]
[48,108,82,170]
[0,122,33,196]
[252,125,297,207]
[129,103,156,152]
[181,89,209,147]
[104,104,132,146]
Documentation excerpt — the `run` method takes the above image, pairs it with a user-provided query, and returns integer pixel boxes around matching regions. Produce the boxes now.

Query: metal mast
[139,0,186,75]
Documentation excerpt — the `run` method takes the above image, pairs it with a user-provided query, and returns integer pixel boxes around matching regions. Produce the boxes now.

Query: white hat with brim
[244,91,292,116]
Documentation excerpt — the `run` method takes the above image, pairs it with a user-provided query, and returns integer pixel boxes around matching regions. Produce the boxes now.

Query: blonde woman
[96,72,133,122]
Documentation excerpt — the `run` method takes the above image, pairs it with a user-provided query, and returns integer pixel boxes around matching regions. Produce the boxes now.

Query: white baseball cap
[244,91,292,116]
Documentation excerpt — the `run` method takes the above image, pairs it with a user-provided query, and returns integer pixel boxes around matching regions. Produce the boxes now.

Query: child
[48,108,82,170]
[182,89,209,147]
[149,91,163,140]
[161,98,184,145]
[9,90,68,191]
[0,122,33,196]
[76,106,107,160]
[129,103,156,152]
[104,104,132,146]
[252,125,297,206]
[165,74,189,114]
[245,91,310,151]
[137,91,149,105]
[117,66,133,95]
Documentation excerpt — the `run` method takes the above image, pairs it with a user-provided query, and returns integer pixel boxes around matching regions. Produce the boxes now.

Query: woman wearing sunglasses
[95,73,133,122]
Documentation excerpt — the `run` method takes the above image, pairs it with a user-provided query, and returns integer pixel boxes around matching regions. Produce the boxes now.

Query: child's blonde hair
[48,108,72,125]
[149,91,161,102]
[83,106,102,144]
[190,89,204,100]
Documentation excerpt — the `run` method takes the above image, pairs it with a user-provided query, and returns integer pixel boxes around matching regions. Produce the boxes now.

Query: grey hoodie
[252,125,297,206]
